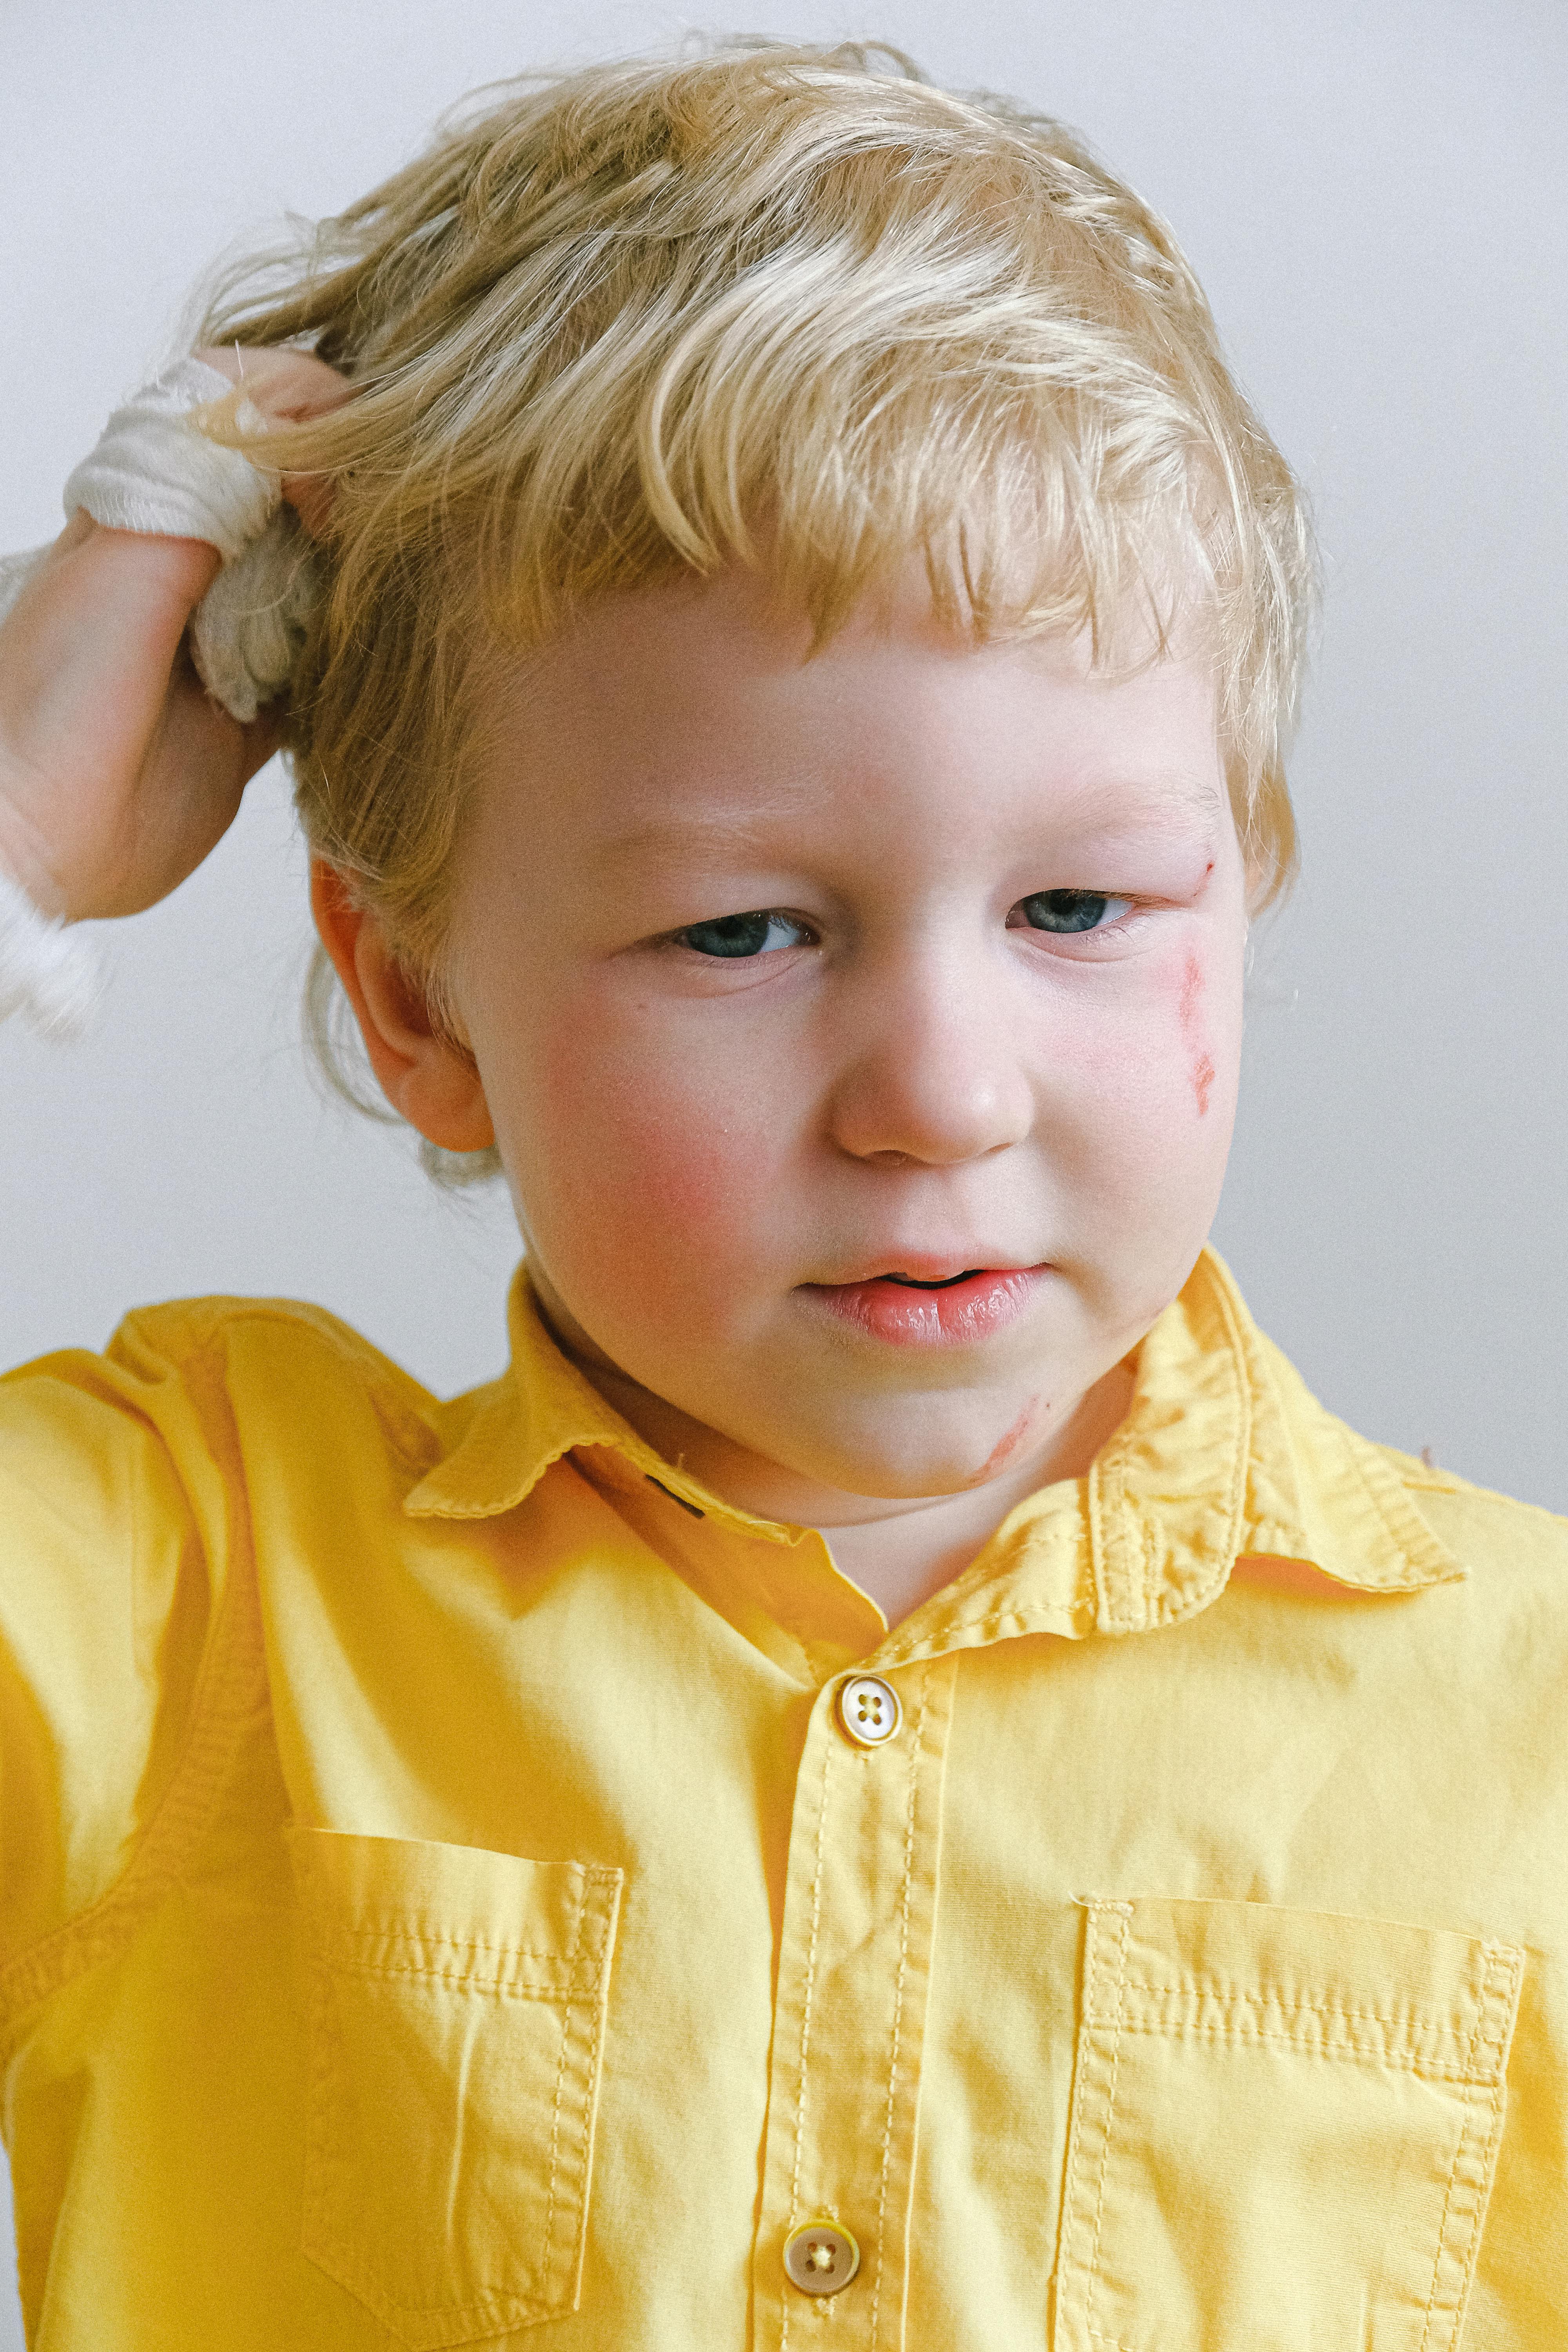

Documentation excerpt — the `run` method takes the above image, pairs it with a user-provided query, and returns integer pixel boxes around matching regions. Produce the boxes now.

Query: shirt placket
[753,1652,957,2352]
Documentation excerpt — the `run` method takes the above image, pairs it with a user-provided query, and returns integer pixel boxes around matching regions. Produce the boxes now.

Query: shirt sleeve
[0,1308,236,1965]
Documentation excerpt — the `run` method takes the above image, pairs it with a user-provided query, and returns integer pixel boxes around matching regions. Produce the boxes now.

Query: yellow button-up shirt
[1,1248,1564,2350]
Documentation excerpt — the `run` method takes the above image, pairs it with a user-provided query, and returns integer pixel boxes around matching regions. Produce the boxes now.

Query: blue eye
[1014,889,1131,935]
[677,911,810,959]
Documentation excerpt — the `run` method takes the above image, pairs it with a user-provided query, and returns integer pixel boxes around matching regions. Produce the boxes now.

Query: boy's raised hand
[0,347,348,924]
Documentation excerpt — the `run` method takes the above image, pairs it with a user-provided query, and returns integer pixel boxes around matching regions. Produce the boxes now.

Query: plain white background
[0,0,1564,2338]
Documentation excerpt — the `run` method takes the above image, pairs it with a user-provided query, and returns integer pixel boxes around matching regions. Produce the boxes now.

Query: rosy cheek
[612,1108,744,1231]
[530,1023,771,1308]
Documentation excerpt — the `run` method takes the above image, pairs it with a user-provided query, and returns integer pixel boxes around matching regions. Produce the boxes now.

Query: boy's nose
[824,957,1035,1168]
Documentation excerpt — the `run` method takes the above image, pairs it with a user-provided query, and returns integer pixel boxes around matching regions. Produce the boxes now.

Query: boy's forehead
[505,561,1218,760]
[537,549,1216,677]
[475,561,1231,877]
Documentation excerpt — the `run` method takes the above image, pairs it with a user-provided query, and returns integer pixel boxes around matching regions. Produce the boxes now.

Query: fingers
[193,344,352,419]
[193,345,352,539]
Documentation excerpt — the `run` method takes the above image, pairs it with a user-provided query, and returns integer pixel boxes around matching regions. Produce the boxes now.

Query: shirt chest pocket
[287,1828,623,2348]
[1054,1896,1524,2352]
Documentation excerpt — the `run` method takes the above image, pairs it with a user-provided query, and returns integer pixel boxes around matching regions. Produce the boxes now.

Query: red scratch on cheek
[975,1397,1038,1484]
[1179,953,1203,1029]
[1178,952,1215,1117]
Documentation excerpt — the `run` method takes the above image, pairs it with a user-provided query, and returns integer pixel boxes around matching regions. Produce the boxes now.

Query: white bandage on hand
[64,357,281,559]
[64,355,321,726]
[0,866,100,1040]
[1,356,323,1036]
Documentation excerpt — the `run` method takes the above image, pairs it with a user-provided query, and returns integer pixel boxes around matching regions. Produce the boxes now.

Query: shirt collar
[405,1272,804,1545]
[405,1250,1465,1655]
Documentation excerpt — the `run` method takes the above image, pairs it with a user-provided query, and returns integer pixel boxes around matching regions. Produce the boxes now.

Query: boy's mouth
[799,1262,1045,1347]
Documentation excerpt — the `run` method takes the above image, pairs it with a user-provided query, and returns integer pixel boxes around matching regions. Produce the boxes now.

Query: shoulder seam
[116,1294,431,1386]
[114,1298,446,1475]
[0,1332,272,2041]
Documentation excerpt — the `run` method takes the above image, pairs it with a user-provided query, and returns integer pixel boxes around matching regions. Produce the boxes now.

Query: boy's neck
[534,1281,1134,1628]
[814,1359,1133,1626]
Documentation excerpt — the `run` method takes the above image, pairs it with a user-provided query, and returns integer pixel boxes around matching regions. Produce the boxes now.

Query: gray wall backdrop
[1,0,1564,2339]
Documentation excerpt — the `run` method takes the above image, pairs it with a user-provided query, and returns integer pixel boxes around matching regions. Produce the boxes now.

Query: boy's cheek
[503,1022,792,1319]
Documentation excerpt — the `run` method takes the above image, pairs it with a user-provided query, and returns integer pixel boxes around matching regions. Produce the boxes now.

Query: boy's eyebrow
[586,801,820,870]
[1048,771,1227,833]
[588,773,1226,870]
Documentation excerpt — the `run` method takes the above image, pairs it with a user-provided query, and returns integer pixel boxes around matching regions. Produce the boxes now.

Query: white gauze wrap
[64,356,320,725]
[0,866,102,1038]
[0,357,319,1036]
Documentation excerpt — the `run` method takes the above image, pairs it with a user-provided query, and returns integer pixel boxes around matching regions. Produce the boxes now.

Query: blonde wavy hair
[200,37,1315,1180]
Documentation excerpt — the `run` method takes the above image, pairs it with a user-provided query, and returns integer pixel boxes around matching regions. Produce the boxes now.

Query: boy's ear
[310,860,496,1154]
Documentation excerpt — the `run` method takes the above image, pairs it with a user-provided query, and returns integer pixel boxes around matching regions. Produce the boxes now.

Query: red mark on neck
[1179,951,1216,1116]
[974,1397,1039,1485]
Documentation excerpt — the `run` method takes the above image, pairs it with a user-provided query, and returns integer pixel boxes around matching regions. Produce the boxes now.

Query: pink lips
[800,1266,1045,1347]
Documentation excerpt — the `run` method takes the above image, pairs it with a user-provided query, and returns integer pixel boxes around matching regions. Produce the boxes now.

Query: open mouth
[880,1270,985,1289]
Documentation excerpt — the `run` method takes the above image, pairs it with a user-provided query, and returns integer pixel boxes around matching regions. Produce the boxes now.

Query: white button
[783,2220,860,2294]
[836,1674,901,1748]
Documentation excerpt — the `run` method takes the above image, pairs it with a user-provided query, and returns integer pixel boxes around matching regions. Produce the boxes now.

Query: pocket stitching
[1417,1977,1487,2352]
[543,1865,596,2297]
[327,1934,604,1960]
[1105,2019,1503,2083]
[537,1858,611,2321]
[315,1957,605,1996]
[1416,1941,1524,2352]
[541,1995,575,2300]
[1125,1985,1474,2030]
[538,1872,622,2319]
[314,1862,620,1977]
[1115,1951,1518,2080]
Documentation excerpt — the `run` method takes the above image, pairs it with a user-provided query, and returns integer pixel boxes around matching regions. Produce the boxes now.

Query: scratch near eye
[1179,952,1213,1114]
[1179,952,1203,1029]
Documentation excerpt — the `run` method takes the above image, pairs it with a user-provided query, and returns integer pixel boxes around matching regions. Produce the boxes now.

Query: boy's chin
[784,1397,1046,1502]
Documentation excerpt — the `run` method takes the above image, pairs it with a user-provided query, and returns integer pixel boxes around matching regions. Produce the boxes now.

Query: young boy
[0,39,1563,2352]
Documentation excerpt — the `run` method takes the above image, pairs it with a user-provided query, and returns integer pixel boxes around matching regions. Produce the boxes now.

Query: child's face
[449,563,1246,1504]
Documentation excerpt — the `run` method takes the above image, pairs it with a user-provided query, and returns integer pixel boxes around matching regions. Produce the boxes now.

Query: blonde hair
[200,38,1314,1177]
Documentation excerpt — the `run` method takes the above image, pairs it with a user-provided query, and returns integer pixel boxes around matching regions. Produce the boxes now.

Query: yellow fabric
[0,1246,1564,2349]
